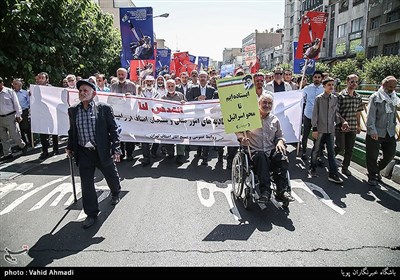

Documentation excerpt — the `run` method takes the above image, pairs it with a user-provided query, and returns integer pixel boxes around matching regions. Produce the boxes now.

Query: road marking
[196,181,241,221]
[0,176,69,215]
[29,183,82,211]
[300,181,346,215]
[0,183,18,200]
[76,185,110,220]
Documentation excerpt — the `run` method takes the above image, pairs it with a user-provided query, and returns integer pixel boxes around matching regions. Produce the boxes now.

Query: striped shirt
[336,89,363,132]
[76,101,96,147]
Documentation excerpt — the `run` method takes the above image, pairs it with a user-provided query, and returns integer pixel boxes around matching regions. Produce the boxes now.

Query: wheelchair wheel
[231,152,245,198]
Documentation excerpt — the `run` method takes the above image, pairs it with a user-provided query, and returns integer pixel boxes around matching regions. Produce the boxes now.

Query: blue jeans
[311,133,338,177]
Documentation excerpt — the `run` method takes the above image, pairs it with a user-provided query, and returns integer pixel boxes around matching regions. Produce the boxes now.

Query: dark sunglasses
[274,73,283,75]
[349,80,359,84]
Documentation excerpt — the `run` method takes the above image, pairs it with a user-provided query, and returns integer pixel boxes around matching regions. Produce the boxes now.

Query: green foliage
[331,59,361,81]
[315,62,330,74]
[0,0,121,86]
[278,62,292,71]
[363,55,400,84]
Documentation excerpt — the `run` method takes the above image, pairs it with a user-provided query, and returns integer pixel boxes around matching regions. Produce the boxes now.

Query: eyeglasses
[274,73,283,75]
[349,80,359,84]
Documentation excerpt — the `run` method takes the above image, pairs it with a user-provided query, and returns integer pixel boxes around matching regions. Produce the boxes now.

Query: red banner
[130,59,156,82]
[173,52,191,77]
[295,11,328,60]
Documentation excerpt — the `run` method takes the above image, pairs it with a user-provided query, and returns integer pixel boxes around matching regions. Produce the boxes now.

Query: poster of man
[120,7,155,60]
[295,11,328,60]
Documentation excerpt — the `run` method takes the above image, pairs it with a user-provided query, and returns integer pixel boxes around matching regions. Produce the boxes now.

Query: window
[383,42,399,56]
[351,17,363,32]
[337,23,347,38]
[387,10,400,23]
[353,0,364,6]
[368,46,378,59]
[370,17,380,29]
[290,28,294,36]
[339,0,349,13]
[290,16,294,24]
[290,3,294,12]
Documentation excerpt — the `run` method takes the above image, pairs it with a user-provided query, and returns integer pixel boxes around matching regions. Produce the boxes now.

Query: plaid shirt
[336,88,363,132]
[76,101,96,147]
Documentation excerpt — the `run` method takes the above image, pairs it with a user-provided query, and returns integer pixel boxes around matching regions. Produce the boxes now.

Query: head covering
[145,75,155,81]
[235,68,244,76]
[76,79,96,91]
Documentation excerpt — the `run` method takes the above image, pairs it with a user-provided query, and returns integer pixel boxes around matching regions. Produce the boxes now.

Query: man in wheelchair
[235,93,295,204]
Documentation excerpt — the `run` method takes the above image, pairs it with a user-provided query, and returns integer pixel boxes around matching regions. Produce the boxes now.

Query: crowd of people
[0,67,398,228]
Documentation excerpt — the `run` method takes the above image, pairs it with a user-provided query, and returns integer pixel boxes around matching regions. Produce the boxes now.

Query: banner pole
[296,58,308,156]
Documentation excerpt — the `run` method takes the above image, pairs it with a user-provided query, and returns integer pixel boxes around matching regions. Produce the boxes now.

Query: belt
[79,145,96,151]
[0,111,16,117]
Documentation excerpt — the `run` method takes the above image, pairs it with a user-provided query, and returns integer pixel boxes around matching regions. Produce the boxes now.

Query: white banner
[29,86,303,145]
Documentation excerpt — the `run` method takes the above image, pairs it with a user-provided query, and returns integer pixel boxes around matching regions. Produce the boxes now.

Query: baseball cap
[76,79,96,91]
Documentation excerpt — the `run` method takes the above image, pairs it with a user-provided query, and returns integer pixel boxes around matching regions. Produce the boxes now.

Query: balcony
[380,19,400,34]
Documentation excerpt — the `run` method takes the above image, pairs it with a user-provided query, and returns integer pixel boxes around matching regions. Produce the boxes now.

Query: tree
[315,62,330,74]
[0,0,121,86]
[363,55,400,84]
[331,59,361,82]
[279,62,292,71]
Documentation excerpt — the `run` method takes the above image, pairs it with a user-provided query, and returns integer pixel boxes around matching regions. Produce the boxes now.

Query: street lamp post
[153,13,169,18]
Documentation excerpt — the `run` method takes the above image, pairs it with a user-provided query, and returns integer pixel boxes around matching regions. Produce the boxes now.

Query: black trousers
[19,109,32,146]
[252,150,289,195]
[335,130,357,169]
[40,134,58,153]
[366,133,396,180]
[142,143,159,161]
[77,146,121,217]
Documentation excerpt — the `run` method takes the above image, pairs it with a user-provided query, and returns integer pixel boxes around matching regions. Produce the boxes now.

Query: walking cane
[68,154,77,203]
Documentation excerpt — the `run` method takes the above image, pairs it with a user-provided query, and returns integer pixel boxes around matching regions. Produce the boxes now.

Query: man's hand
[371,134,378,141]
[341,121,349,131]
[65,149,73,158]
[113,153,120,162]
[197,95,206,101]
[16,117,22,123]
[240,137,250,147]
[276,140,286,155]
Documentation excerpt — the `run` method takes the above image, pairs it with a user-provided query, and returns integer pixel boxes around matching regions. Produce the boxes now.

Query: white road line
[0,176,70,215]
[0,183,18,200]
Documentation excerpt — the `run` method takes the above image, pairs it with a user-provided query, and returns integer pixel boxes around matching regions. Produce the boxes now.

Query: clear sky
[137,0,285,62]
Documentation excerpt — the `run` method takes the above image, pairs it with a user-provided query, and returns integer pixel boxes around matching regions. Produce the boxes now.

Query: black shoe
[111,195,120,205]
[21,145,28,156]
[317,158,324,167]
[275,191,295,202]
[227,161,232,169]
[218,156,223,163]
[176,155,185,164]
[167,154,174,159]
[328,174,343,184]
[82,216,97,229]
[368,178,377,186]
[141,160,150,167]
[201,159,208,166]
[376,173,382,182]
[1,154,13,161]
[39,152,49,160]
[258,191,271,203]
[53,149,59,155]
[151,152,158,159]
[127,156,134,162]
[301,153,308,161]
[194,152,201,158]
[309,168,317,177]
[342,168,352,176]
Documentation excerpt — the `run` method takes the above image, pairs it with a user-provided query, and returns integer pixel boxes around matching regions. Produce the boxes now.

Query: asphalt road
[0,144,399,269]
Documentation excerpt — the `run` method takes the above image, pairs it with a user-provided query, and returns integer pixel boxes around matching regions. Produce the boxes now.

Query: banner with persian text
[29,86,303,144]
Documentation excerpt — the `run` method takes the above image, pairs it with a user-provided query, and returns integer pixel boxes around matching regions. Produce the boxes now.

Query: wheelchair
[231,146,291,209]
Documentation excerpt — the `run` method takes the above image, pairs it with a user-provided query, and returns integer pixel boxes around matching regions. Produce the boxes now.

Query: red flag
[173,52,190,77]
[250,57,260,74]
[295,11,328,60]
